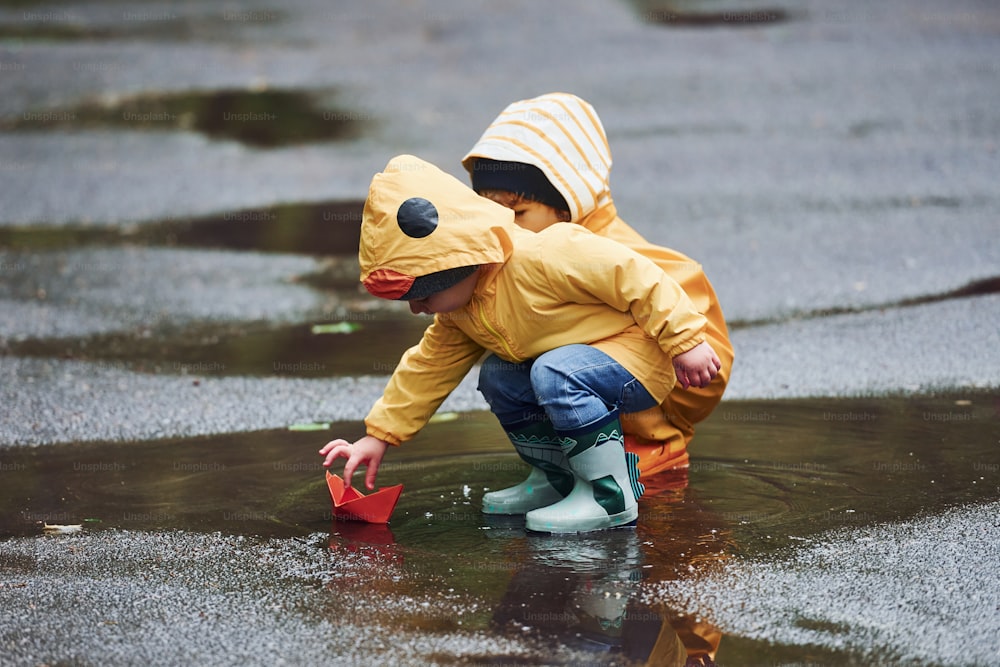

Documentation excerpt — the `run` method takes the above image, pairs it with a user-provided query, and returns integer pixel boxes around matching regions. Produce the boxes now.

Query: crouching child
[320,154,720,534]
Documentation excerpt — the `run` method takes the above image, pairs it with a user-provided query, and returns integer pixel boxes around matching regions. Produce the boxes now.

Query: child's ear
[556,210,572,222]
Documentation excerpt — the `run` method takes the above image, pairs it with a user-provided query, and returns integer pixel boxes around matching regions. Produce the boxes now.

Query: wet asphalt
[1,0,999,665]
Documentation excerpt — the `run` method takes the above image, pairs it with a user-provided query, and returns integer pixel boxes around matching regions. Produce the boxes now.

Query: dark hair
[470,158,569,213]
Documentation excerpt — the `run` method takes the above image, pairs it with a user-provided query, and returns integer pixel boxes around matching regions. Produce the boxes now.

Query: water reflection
[488,525,725,665]
[326,497,725,666]
[328,521,403,569]
[371,451,731,664]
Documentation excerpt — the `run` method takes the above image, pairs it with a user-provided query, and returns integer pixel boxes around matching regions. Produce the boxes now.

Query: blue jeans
[477,345,659,432]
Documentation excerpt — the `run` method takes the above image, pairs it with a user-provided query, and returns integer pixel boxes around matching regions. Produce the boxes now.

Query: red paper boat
[326,472,403,524]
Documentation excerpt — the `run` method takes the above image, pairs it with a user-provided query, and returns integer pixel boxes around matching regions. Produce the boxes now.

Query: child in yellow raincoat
[320,154,721,533]
[462,92,734,482]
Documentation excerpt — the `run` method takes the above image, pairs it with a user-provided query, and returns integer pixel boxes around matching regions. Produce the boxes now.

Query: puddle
[4,88,371,148]
[0,412,512,540]
[0,9,289,42]
[728,276,1000,330]
[2,393,997,664]
[627,0,789,26]
[0,199,365,256]
[4,315,429,377]
[678,393,1000,557]
[149,199,364,256]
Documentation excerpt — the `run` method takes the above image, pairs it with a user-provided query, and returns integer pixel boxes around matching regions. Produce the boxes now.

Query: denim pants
[477,344,659,432]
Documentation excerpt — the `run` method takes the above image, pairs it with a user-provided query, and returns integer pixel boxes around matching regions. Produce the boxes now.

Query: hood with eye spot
[360,154,514,299]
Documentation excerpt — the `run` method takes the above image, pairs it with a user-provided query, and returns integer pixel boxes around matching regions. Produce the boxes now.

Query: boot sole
[481,501,557,516]
[481,503,527,516]
[481,491,566,515]
[524,508,638,534]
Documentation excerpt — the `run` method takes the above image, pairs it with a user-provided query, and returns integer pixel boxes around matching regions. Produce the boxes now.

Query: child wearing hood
[320,154,721,533]
[462,92,734,492]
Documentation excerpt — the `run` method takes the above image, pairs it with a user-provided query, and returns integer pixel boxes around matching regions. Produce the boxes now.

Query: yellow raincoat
[462,92,734,475]
[361,155,708,449]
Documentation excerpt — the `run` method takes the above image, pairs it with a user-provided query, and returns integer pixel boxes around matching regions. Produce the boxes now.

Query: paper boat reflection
[326,471,403,524]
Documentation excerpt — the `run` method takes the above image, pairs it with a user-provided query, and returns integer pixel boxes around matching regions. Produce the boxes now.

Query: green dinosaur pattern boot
[525,411,644,533]
[481,419,574,515]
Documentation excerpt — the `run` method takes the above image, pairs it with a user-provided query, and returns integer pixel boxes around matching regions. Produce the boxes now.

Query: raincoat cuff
[364,422,403,447]
[668,334,706,358]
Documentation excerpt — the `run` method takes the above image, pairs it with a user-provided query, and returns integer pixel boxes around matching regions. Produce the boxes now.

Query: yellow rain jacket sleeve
[364,318,483,446]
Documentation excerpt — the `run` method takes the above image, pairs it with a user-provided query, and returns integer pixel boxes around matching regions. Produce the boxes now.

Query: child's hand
[672,341,722,390]
[318,435,390,490]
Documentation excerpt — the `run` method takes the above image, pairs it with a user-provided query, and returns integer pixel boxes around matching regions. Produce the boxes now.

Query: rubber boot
[525,411,644,533]
[482,420,574,515]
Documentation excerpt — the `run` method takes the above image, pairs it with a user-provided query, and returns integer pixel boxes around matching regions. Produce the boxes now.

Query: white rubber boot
[482,423,574,515]
[525,413,644,533]
[482,466,565,515]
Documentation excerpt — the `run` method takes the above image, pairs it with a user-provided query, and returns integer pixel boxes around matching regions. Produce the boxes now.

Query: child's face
[479,190,568,232]
[408,269,479,315]
[510,199,566,233]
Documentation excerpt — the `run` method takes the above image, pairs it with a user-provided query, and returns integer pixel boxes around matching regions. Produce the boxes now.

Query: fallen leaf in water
[310,322,362,335]
[288,422,331,432]
[42,523,82,534]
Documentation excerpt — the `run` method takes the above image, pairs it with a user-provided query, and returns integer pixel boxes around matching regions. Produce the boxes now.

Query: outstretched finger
[363,457,381,491]
[343,451,369,489]
[319,438,349,456]
[320,441,351,468]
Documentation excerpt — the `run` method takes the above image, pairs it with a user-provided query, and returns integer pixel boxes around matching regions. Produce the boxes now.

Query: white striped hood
[461,92,613,222]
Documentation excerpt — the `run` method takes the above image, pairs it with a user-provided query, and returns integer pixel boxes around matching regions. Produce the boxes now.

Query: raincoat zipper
[476,299,521,363]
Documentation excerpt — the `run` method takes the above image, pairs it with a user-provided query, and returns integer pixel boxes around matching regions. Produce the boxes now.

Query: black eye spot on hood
[396,197,438,238]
